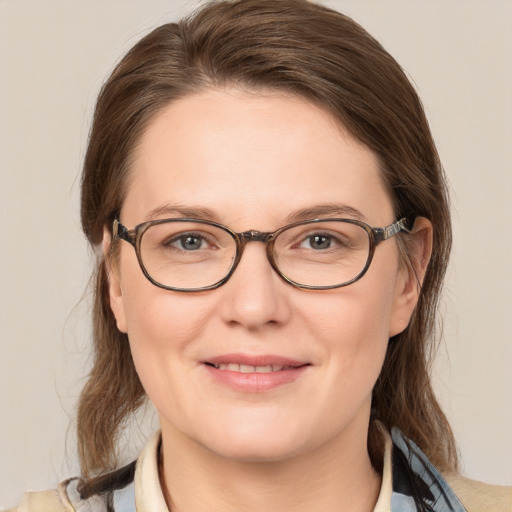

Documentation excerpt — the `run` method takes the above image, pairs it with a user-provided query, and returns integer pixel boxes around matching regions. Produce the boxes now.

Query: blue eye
[298,232,346,250]
[168,233,209,251]
[182,235,202,250]
[304,234,332,250]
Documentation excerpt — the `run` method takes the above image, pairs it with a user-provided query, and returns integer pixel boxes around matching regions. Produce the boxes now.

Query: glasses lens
[139,221,237,289]
[273,220,370,287]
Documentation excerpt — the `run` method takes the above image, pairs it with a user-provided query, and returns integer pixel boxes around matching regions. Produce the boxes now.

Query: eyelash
[164,232,215,251]
[294,231,350,250]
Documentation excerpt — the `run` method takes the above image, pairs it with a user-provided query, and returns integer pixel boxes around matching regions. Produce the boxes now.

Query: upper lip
[202,353,309,368]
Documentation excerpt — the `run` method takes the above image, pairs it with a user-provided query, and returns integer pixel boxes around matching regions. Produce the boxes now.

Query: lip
[202,353,311,392]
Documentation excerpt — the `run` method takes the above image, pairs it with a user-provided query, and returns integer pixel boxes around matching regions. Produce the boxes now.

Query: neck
[159,420,382,512]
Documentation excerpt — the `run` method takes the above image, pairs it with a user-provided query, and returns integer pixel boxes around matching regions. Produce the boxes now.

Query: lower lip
[203,364,309,392]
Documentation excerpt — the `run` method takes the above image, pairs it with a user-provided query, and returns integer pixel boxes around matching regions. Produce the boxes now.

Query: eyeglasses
[113,217,412,292]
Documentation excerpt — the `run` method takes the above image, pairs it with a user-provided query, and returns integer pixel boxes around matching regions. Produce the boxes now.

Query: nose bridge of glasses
[232,230,279,283]
[236,230,276,269]
[240,230,273,244]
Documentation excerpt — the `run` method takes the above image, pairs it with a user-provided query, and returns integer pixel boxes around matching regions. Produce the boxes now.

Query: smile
[209,363,297,373]
[202,355,310,392]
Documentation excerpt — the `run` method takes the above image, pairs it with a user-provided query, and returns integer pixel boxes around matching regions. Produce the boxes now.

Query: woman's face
[109,89,419,462]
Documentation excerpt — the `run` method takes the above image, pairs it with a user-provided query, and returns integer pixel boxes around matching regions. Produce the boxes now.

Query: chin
[204,436,304,464]
[192,417,316,464]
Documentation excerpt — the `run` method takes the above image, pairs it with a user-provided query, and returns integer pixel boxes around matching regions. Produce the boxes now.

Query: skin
[107,88,431,512]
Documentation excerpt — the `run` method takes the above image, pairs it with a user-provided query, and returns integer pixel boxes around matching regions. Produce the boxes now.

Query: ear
[103,225,128,333]
[388,217,433,337]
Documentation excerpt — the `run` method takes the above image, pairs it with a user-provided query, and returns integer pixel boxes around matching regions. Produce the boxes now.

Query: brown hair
[78,0,457,480]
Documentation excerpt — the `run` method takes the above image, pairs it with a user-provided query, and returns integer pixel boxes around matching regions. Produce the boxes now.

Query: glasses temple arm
[113,219,136,246]
[373,217,414,243]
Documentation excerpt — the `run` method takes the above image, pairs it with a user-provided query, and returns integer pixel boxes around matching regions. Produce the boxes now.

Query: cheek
[299,263,399,377]
[121,289,218,429]
[116,258,212,392]
[123,290,209,366]
[117,248,206,342]
[306,281,396,347]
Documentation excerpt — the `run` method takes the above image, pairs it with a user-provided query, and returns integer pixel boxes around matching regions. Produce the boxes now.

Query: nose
[218,242,291,330]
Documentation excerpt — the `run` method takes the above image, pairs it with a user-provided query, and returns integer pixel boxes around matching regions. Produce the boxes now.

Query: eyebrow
[146,204,220,222]
[146,203,366,225]
[284,204,367,223]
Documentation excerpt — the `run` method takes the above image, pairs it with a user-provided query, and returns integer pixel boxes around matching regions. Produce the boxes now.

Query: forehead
[123,88,394,228]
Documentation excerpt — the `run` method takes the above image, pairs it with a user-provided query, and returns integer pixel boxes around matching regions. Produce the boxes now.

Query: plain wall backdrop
[1,0,511,508]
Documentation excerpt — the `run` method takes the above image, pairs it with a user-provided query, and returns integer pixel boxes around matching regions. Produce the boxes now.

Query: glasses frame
[113,216,413,292]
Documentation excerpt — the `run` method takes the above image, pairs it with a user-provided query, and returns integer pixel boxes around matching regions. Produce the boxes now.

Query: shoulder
[6,481,75,512]
[8,469,136,512]
[7,433,160,512]
[444,473,512,512]
[389,426,511,511]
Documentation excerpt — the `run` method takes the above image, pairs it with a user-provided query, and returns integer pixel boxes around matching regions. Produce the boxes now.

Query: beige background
[1,0,511,507]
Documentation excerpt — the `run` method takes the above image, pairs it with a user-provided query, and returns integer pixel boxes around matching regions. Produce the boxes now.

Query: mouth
[201,354,310,392]
[204,362,303,373]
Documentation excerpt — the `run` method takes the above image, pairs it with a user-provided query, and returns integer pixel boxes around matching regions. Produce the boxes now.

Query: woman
[10,1,510,511]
